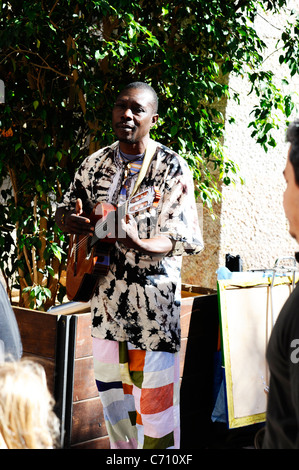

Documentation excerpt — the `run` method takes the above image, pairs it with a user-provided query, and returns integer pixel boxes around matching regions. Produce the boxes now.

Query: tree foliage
[0,0,298,308]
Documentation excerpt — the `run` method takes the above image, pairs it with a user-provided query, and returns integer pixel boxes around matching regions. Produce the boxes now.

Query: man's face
[283,146,299,243]
[112,88,158,148]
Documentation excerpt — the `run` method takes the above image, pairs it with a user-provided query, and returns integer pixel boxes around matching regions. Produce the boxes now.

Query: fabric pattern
[92,337,180,449]
[58,141,203,352]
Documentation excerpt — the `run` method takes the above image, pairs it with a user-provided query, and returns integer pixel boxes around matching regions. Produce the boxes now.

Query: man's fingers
[67,214,94,235]
[75,198,83,216]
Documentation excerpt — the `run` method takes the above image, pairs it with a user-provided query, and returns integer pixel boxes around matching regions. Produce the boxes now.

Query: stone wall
[182,1,299,289]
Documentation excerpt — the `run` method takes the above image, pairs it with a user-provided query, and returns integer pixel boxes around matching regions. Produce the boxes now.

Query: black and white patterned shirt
[58,141,203,352]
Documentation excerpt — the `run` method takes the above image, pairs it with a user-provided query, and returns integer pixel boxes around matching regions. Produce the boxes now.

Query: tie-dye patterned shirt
[58,141,203,352]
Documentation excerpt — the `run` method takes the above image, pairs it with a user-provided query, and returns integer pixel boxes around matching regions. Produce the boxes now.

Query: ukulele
[66,186,161,302]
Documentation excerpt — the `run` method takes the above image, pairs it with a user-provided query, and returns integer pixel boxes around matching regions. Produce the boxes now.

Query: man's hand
[56,199,94,236]
[119,214,174,256]
[120,214,140,246]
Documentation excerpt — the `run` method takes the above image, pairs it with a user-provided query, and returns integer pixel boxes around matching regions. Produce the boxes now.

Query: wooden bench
[14,285,218,449]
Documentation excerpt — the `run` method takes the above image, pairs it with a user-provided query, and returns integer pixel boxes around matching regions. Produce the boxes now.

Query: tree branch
[2,47,71,79]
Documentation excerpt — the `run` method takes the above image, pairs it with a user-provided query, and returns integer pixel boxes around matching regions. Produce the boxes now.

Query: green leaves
[279,19,299,77]
[22,285,52,310]
[0,0,298,308]
[47,241,65,263]
[247,68,295,152]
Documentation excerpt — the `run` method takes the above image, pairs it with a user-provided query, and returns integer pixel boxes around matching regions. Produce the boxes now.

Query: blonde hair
[0,359,60,449]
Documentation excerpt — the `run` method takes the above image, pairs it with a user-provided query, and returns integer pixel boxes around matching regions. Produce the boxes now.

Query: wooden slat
[180,298,194,339]
[73,356,98,402]
[14,307,58,359]
[75,313,93,358]
[181,284,216,297]
[71,435,110,449]
[71,397,107,445]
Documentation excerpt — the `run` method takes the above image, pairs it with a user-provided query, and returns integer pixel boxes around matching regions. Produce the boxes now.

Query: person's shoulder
[156,142,191,175]
[85,141,118,164]
[156,142,178,158]
[276,283,299,333]
[156,142,188,165]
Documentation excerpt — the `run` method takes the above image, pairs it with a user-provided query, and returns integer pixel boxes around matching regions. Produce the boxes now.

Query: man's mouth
[116,123,135,130]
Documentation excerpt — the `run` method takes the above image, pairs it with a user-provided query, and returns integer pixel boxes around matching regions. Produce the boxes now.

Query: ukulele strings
[74,215,108,250]
[72,190,152,251]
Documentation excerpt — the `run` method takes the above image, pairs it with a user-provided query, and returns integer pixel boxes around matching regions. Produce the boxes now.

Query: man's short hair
[287,120,299,185]
[120,81,159,114]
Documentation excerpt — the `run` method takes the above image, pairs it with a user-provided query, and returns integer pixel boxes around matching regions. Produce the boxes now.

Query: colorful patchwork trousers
[92,337,180,449]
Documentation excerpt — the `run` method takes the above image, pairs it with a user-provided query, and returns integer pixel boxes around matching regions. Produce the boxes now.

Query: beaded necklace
[119,150,144,202]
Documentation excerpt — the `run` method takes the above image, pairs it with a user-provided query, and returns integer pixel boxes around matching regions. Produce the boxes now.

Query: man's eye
[134,107,144,113]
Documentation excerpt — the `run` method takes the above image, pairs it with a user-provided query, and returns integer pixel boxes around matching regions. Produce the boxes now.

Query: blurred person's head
[0,359,60,449]
[284,120,299,243]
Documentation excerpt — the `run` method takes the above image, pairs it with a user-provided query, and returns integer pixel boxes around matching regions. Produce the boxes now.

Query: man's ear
[151,114,159,127]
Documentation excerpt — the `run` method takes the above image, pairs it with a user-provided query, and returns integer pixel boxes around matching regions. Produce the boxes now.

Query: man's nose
[122,107,133,119]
